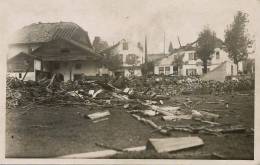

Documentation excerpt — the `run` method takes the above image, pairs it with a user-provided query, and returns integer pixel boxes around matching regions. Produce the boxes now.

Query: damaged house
[153,40,242,79]
[7,22,109,81]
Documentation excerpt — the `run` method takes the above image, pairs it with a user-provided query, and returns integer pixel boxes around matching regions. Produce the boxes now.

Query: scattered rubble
[6,75,254,158]
[6,75,254,109]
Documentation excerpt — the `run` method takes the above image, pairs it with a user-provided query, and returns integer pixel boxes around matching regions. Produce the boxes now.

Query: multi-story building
[154,42,242,77]
[113,39,145,77]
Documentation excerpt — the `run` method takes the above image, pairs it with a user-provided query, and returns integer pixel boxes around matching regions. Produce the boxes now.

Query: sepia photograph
[0,0,259,164]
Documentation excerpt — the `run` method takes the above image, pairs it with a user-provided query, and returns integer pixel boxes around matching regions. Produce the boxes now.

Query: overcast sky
[0,0,259,55]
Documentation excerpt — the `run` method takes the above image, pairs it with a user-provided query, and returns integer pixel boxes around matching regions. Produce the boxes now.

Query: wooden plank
[59,149,118,159]
[59,146,146,158]
[123,146,146,152]
[147,137,204,153]
[88,111,110,120]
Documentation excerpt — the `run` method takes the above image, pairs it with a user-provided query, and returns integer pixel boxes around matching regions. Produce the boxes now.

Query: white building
[154,45,242,77]
[113,39,145,77]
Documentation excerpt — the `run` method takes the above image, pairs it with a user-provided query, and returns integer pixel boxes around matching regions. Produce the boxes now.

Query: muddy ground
[6,93,254,159]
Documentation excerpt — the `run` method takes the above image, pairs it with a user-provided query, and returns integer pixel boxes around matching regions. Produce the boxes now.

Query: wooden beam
[147,137,204,153]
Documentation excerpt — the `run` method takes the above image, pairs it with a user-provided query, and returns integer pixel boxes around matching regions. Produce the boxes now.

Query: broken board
[147,137,204,153]
[88,111,110,120]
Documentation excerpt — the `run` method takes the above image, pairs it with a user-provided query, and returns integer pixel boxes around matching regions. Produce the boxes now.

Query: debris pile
[117,76,254,96]
[6,76,115,108]
[6,75,254,109]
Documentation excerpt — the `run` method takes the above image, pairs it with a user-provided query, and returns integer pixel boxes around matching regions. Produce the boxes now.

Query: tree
[168,42,174,54]
[141,61,154,75]
[93,36,109,52]
[196,26,216,74]
[172,52,184,75]
[101,54,122,71]
[224,11,252,73]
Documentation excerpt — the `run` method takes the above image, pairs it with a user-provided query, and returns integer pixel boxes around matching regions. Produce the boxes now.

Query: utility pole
[163,31,166,56]
[177,36,182,48]
[145,35,148,63]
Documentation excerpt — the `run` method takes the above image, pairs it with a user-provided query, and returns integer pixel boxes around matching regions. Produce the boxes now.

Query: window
[194,53,197,60]
[186,69,197,76]
[216,51,220,59]
[60,48,70,53]
[63,62,68,67]
[54,62,60,70]
[159,67,164,75]
[188,53,194,60]
[19,73,22,78]
[123,42,128,50]
[165,67,170,75]
[75,63,82,70]
[74,74,82,80]
[118,54,123,64]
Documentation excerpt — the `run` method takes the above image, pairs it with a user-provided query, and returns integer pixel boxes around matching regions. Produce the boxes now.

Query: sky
[0,0,259,55]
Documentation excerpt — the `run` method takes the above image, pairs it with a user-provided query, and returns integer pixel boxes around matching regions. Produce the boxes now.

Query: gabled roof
[97,42,121,54]
[7,52,36,72]
[32,39,102,61]
[8,52,39,63]
[10,22,92,47]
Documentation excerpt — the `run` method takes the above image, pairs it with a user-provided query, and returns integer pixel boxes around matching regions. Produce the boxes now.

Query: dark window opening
[63,62,68,67]
[188,53,194,60]
[60,48,70,53]
[75,63,82,69]
[159,67,164,75]
[74,74,82,81]
[54,62,60,70]
[186,69,197,76]
[216,51,220,59]
[123,42,128,50]
[19,73,22,78]
[165,67,170,75]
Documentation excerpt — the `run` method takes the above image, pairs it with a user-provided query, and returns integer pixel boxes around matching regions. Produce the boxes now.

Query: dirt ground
[6,92,254,159]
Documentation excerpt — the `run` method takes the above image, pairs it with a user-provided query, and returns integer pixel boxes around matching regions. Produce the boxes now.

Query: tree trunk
[236,63,239,75]
[203,60,208,74]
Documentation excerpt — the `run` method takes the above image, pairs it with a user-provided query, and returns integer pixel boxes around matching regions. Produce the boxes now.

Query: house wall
[201,62,227,82]
[117,41,144,66]
[8,59,42,81]
[8,72,36,81]
[154,65,174,75]
[201,61,238,82]
[154,47,241,76]
[124,68,142,77]
[181,64,203,76]
[50,61,100,81]
[115,40,144,77]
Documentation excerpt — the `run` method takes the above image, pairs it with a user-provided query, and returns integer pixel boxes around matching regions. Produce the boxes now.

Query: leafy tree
[92,36,109,52]
[196,26,216,74]
[172,52,184,75]
[224,11,252,73]
[101,54,122,71]
[141,61,154,75]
